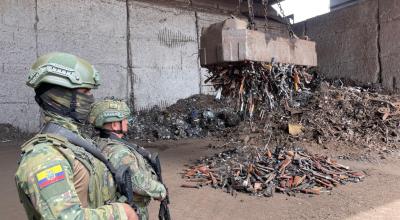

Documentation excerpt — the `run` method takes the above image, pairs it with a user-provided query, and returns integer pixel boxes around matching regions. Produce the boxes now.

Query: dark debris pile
[182,146,365,196]
[127,95,240,141]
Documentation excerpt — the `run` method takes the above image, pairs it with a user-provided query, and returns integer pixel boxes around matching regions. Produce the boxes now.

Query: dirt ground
[1,137,400,220]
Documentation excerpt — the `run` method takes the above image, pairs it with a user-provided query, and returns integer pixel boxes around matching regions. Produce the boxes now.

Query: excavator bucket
[199,17,317,67]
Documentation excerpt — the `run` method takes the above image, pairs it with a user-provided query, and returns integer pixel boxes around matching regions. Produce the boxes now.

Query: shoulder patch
[36,164,66,189]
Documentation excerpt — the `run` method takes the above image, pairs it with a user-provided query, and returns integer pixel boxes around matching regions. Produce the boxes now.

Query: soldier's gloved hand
[154,189,167,201]
[122,203,139,220]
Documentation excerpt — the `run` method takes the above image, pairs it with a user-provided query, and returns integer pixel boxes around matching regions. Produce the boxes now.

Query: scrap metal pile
[294,83,400,153]
[202,59,400,157]
[127,82,400,159]
[221,82,400,159]
[126,78,400,159]
[205,61,319,118]
[182,146,365,196]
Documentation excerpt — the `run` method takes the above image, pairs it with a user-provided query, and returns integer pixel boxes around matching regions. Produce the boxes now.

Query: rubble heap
[182,146,365,196]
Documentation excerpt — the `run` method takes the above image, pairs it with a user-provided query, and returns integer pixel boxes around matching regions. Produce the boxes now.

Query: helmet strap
[98,127,125,138]
[98,121,126,138]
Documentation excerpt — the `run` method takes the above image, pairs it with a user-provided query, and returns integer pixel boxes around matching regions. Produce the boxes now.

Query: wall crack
[34,0,39,58]
[376,0,382,84]
[126,0,135,108]
[194,11,202,94]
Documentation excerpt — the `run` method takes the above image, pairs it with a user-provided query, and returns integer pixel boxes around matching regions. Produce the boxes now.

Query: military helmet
[27,52,100,89]
[89,99,131,128]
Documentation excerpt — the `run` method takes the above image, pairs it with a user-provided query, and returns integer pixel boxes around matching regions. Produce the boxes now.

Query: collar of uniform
[43,110,80,134]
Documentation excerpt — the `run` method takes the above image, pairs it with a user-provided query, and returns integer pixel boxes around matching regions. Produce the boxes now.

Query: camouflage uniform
[15,52,129,220]
[15,113,128,219]
[90,100,167,220]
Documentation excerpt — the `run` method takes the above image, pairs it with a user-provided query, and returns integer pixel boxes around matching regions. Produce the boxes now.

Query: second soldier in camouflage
[89,99,167,220]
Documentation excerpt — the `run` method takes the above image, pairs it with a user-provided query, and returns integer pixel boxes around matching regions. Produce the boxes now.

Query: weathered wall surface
[129,2,200,110]
[379,0,400,90]
[294,0,380,86]
[0,0,254,132]
[1,0,129,132]
[36,0,129,99]
[294,0,400,91]
[0,0,40,131]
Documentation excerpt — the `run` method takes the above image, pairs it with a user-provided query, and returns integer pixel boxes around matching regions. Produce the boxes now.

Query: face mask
[37,86,94,123]
[69,91,95,123]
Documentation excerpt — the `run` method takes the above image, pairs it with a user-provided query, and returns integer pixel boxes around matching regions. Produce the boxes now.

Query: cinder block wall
[294,0,400,91]
[0,0,40,132]
[0,0,286,132]
[128,2,228,110]
[1,0,131,132]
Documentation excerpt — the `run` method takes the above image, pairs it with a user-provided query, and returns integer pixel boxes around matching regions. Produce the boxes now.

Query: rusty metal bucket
[199,17,317,67]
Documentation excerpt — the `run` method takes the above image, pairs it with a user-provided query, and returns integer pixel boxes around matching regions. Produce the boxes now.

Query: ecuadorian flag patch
[36,164,65,189]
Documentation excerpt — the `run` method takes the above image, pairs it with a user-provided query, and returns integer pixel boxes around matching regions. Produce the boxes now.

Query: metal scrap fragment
[181,146,364,197]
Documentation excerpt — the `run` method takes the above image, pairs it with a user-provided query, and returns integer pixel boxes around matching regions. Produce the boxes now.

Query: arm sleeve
[108,146,167,199]
[15,145,128,220]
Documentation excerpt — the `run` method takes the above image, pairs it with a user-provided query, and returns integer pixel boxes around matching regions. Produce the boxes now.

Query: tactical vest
[96,138,153,207]
[18,133,117,219]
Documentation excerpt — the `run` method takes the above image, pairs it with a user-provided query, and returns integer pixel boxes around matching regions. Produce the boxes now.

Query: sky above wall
[273,0,330,23]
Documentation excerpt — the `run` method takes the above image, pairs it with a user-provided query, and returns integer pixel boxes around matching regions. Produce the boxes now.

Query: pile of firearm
[182,146,365,196]
[205,61,318,118]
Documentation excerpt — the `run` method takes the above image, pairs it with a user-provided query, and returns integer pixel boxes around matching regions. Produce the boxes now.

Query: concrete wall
[3,0,281,131]
[1,0,129,132]
[380,0,400,90]
[37,0,129,99]
[129,2,202,110]
[0,0,40,131]
[294,0,400,91]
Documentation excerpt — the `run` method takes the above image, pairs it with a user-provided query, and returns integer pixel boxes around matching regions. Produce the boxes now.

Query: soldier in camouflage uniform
[89,99,167,220]
[15,52,138,220]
